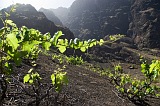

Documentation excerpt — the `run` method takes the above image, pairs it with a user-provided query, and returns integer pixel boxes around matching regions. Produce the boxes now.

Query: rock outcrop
[0,4,74,40]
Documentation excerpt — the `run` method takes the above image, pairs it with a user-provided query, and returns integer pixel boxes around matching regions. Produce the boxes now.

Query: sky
[0,0,76,10]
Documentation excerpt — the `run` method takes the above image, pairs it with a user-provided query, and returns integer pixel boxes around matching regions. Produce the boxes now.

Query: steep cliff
[0,4,74,40]
[128,0,160,48]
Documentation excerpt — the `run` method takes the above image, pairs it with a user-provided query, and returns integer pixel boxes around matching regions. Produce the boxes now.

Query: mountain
[51,7,69,25]
[0,4,74,40]
[54,0,160,48]
[39,8,63,26]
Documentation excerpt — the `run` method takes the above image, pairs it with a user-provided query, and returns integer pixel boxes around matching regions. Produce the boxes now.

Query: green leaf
[62,74,68,84]
[58,46,66,53]
[42,42,51,50]
[80,46,86,52]
[57,39,65,45]
[51,74,55,85]
[13,52,22,66]
[99,39,104,46]
[4,62,13,75]
[0,27,6,35]
[4,12,10,17]
[5,20,16,27]
[28,68,33,73]
[6,33,19,51]
[23,74,30,83]
[74,38,80,45]
[43,33,51,40]
[100,39,104,43]
[5,20,13,25]
[29,79,34,84]
[22,41,40,52]
[53,31,63,46]
[69,39,74,48]
[156,94,160,97]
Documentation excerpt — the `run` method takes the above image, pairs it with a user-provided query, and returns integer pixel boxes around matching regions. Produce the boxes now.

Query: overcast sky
[0,0,76,10]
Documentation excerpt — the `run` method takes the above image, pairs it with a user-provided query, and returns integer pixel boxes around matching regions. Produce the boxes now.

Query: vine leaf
[22,41,40,52]
[0,27,6,35]
[6,33,19,51]
[80,46,86,52]
[5,19,16,27]
[42,42,51,50]
[51,74,55,85]
[13,52,22,66]
[58,46,66,53]
[23,74,30,83]
[53,31,63,46]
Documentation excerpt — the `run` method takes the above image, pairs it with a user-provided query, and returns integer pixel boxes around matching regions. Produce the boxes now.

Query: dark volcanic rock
[128,0,160,48]
[65,0,131,39]
[39,8,63,26]
[0,4,74,39]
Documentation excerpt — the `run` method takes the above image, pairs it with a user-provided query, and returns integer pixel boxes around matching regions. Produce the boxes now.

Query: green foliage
[54,37,104,53]
[52,54,65,64]
[109,34,125,41]
[109,60,160,102]
[51,66,68,93]
[23,68,41,84]
[66,55,84,65]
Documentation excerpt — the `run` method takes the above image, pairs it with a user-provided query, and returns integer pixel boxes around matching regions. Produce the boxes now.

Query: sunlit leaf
[58,46,66,53]
[42,41,51,50]
[6,33,19,51]
[52,31,63,46]
[23,74,30,83]
[29,79,33,84]
[80,46,86,52]
[51,74,55,85]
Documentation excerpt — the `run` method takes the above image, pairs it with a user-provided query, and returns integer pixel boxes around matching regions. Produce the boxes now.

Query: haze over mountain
[39,8,63,26]
[0,0,76,10]
[51,7,69,25]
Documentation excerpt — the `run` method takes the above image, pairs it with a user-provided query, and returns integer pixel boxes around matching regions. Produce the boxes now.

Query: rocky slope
[39,8,63,26]
[0,4,74,39]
